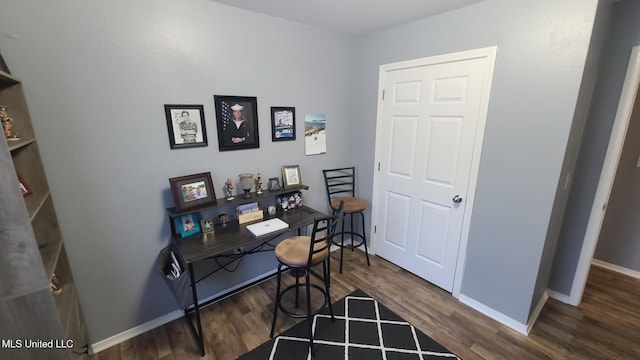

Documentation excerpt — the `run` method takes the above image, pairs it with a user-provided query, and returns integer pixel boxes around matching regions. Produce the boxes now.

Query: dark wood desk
[170,205,327,356]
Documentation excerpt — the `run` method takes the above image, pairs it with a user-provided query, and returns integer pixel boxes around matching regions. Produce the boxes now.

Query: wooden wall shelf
[166,185,309,217]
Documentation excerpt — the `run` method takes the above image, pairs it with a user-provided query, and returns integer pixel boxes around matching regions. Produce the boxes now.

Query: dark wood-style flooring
[94,250,640,359]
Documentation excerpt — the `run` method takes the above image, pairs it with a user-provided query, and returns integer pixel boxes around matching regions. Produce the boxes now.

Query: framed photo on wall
[271,107,295,141]
[169,172,217,213]
[281,165,302,189]
[214,95,259,151]
[164,104,208,149]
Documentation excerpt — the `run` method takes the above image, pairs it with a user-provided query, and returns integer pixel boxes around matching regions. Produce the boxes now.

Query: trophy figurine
[256,173,263,195]
[1,105,20,141]
[225,178,235,201]
[238,173,254,198]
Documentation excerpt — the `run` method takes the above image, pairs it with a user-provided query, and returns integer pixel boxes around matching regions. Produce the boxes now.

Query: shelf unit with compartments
[0,69,89,359]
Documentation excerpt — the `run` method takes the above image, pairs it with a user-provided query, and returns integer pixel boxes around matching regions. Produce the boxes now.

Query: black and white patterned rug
[238,289,460,360]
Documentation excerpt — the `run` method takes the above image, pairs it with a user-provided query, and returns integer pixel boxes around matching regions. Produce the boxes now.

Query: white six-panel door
[373,48,496,293]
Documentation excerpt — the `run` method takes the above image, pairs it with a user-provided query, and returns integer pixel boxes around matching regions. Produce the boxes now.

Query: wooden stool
[270,202,344,355]
[323,167,371,273]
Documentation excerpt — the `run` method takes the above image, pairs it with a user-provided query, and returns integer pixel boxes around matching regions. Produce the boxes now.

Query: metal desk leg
[187,262,205,356]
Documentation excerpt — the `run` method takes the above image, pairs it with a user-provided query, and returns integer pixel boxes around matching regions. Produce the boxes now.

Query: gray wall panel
[549,0,640,294]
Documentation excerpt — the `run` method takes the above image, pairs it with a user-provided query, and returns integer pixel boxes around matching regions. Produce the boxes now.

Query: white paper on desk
[246,218,289,236]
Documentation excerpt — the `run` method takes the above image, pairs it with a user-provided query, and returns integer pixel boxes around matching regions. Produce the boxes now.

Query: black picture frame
[268,177,281,191]
[169,172,217,213]
[271,107,296,141]
[164,104,208,149]
[282,165,302,189]
[214,95,259,151]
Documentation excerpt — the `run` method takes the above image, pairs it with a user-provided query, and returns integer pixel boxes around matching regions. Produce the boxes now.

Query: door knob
[452,195,463,203]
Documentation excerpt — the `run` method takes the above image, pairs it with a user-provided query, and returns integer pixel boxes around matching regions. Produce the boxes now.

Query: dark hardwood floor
[93,250,640,359]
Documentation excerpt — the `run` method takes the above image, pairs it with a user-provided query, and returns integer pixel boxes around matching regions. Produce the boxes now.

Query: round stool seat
[275,236,329,267]
[331,197,366,213]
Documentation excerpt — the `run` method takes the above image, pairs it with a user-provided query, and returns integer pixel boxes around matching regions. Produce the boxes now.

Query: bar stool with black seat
[322,167,371,273]
[270,202,344,356]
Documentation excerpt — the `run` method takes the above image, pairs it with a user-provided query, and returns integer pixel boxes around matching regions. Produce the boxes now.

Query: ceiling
[211,0,484,35]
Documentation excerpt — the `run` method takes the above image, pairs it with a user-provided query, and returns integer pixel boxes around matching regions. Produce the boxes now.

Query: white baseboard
[547,289,570,303]
[592,259,640,279]
[547,260,640,307]
[458,294,528,335]
[526,291,548,334]
[91,269,277,353]
[92,242,377,353]
[91,309,183,354]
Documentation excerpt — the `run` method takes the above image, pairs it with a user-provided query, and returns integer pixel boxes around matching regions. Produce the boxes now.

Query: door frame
[370,46,497,297]
[569,46,640,305]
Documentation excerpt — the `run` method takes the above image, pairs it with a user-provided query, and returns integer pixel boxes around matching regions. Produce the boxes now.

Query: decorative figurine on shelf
[255,172,263,195]
[50,273,62,296]
[225,178,235,201]
[238,173,254,198]
[218,213,229,224]
[1,105,20,141]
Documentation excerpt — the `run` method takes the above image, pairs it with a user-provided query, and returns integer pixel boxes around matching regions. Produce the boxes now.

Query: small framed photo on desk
[176,213,201,238]
[169,172,217,213]
[282,165,301,189]
[268,177,281,191]
[200,218,214,233]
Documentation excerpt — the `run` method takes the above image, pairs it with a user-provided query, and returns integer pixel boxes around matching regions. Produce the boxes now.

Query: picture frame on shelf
[268,177,281,191]
[214,95,260,151]
[282,165,302,189]
[175,213,201,238]
[200,218,215,233]
[271,107,296,141]
[169,172,217,213]
[164,104,208,149]
[17,173,32,197]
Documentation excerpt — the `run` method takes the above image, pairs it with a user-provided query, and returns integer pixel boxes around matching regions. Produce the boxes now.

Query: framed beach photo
[169,172,217,213]
[165,104,208,149]
[214,95,259,151]
[271,107,296,141]
[281,165,302,189]
[175,213,201,238]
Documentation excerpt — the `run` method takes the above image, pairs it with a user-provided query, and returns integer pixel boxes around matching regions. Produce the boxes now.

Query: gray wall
[549,0,640,294]
[530,0,614,316]
[0,0,353,343]
[351,0,597,324]
[594,89,640,270]
[0,0,612,344]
